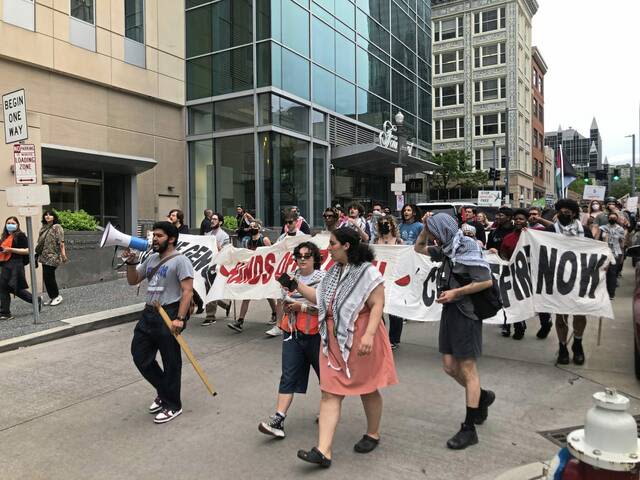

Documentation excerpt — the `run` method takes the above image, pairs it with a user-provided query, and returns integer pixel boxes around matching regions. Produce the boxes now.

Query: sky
[532,0,640,165]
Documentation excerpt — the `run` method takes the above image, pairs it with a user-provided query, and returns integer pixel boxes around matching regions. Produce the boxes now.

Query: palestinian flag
[555,144,577,198]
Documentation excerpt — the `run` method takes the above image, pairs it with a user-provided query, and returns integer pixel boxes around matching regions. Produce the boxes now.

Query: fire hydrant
[547,388,640,479]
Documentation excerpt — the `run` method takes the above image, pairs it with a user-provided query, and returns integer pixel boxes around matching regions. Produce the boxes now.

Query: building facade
[0,0,186,233]
[431,0,538,207]
[544,118,603,177]
[531,46,546,201]
[185,0,435,227]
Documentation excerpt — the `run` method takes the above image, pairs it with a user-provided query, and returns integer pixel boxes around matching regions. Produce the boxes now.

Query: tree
[431,150,488,191]
[609,178,632,199]
[568,175,585,195]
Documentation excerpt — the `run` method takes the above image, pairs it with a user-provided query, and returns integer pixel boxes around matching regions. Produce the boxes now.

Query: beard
[153,239,170,253]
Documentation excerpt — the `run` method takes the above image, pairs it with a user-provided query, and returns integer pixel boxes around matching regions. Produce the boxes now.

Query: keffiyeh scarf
[427,213,489,270]
[554,220,584,236]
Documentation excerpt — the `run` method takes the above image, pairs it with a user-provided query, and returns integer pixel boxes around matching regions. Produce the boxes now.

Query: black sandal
[354,434,379,453]
[297,447,332,468]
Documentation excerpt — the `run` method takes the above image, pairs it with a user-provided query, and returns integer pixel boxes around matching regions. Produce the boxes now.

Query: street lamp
[625,134,636,196]
[393,111,406,167]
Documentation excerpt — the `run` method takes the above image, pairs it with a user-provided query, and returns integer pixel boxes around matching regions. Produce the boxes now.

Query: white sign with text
[3,89,28,144]
[13,143,36,184]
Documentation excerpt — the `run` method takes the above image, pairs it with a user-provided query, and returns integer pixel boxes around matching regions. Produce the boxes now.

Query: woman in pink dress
[279,227,398,468]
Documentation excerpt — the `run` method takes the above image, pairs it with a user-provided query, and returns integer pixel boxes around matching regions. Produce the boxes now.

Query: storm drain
[538,415,640,448]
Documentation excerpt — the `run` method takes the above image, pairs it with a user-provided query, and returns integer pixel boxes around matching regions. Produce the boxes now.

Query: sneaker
[227,319,244,333]
[501,324,511,337]
[572,339,585,365]
[475,390,495,425]
[154,407,182,424]
[258,413,286,438]
[43,298,52,306]
[201,317,216,326]
[557,343,570,365]
[512,322,526,340]
[268,313,277,325]
[149,397,163,414]
[50,295,63,306]
[446,423,478,450]
[265,325,282,337]
[0,313,14,320]
[390,343,399,351]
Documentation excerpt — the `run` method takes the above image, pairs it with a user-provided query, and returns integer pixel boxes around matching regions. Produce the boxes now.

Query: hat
[461,223,476,235]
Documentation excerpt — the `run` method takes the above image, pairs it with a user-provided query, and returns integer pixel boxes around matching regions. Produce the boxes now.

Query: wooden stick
[154,302,217,396]
[597,317,603,346]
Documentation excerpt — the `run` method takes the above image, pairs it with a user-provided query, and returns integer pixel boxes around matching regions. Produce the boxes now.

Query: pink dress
[320,304,398,396]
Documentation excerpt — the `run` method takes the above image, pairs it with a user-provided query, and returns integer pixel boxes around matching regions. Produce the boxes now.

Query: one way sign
[3,89,28,144]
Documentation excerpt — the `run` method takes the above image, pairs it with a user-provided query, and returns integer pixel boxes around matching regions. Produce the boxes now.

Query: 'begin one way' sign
[3,89,28,144]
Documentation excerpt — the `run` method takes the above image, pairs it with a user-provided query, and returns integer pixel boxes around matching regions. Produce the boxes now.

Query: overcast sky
[532,0,640,165]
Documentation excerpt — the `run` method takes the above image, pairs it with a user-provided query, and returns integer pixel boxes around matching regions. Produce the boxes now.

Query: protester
[36,210,67,306]
[374,216,404,350]
[399,204,423,245]
[545,199,593,365]
[202,212,231,326]
[124,221,194,424]
[168,209,189,234]
[276,213,306,242]
[339,202,370,242]
[582,200,602,237]
[322,207,340,233]
[526,206,553,339]
[476,212,492,231]
[599,211,625,300]
[368,203,384,244]
[228,219,277,332]
[258,242,325,438]
[486,207,514,252]
[291,227,397,468]
[289,206,311,234]
[414,213,495,450]
[0,217,41,320]
[236,205,254,248]
[461,224,483,248]
[463,207,487,246]
[199,209,214,236]
[383,206,392,216]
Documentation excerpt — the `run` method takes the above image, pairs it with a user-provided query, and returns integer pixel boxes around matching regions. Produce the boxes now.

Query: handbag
[446,258,503,320]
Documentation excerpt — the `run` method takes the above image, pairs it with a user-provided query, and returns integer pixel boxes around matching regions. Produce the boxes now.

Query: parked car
[628,244,640,379]
[416,202,477,222]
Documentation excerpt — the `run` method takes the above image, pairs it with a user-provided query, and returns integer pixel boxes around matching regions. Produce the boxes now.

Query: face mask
[249,228,259,235]
[380,223,390,235]
[558,213,572,226]
[609,218,617,225]
[592,204,600,211]
[5,224,17,232]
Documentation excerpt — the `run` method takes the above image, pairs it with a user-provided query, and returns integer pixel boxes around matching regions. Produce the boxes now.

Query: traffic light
[494,169,500,180]
[488,167,495,180]
[583,174,590,184]
[613,168,620,181]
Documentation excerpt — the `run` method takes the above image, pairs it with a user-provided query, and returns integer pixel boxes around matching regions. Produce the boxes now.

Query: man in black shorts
[415,213,496,450]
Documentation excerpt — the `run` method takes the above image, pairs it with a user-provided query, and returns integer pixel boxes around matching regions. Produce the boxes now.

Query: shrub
[55,209,99,231]
[223,215,238,231]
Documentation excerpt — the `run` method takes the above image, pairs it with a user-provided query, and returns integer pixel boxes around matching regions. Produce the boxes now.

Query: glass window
[356,0,390,28]
[212,0,252,52]
[474,43,505,68]
[282,48,310,99]
[392,71,415,114]
[125,0,144,43]
[212,46,253,96]
[215,96,254,131]
[314,0,334,14]
[356,9,390,53]
[259,93,310,134]
[474,113,505,136]
[336,78,356,117]
[312,17,335,70]
[312,110,327,140]
[257,0,281,41]
[283,0,310,56]
[392,38,415,73]
[335,0,355,28]
[313,145,327,227]
[356,47,390,100]
[216,135,255,216]
[186,5,213,58]
[71,0,94,24]
[188,104,213,135]
[391,6,415,51]
[336,34,356,82]
[474,77,505,102]
[189,140,214,225]
[186,0,210,7]
[434,118,463,140]
[357,88,390,128]
[417,26,430,61]
[435,50,463,74]
[187,55,213,100]
[257,41,281,88]
[261,133,309,226]
[474,7,506,34]
[418,87,430,122]
[418,119,431,147]
[312,66,336,110]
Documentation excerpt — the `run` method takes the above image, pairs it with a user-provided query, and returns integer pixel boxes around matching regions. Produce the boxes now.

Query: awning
[331,143,439,175]
[41,144,157,174]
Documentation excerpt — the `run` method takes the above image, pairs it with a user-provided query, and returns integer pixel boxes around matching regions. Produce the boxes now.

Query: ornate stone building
[531,46,547,201]
[431,0,538,206]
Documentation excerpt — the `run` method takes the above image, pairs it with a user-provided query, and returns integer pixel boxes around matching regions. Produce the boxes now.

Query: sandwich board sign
[3,89,28,144]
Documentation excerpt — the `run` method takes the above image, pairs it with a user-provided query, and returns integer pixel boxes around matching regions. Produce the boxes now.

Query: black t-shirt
[199,217,212,236]
[486,225,514,250]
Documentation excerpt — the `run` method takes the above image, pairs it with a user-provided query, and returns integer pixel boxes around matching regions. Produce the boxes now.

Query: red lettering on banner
[275,252,292,278]
[372,260,387,275]
[263,253,276,283]
[249,255,264,285]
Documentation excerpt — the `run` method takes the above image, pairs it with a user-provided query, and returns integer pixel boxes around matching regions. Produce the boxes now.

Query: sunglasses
[286,220,295,224]
[323,214,335,219]
[295,253,312,260]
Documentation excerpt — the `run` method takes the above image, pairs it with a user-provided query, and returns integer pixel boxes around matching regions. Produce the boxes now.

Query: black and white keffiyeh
[553,219,584,236]
[316,262,383,378]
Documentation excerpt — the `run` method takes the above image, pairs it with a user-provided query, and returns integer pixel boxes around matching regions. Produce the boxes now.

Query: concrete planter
[56,231,119,289]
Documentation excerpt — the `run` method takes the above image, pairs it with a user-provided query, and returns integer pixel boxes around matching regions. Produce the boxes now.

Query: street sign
[478,190,502,207]
[6,184,50,206]
[395,194,405,212]
[583,185,606,201]
[13,143,36,184]
[390,182,406,192]
[406,178,423,193]
[3,88,28,144]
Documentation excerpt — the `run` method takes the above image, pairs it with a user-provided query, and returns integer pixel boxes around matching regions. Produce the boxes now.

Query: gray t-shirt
[206,227,230,249]
[137,253,194,306]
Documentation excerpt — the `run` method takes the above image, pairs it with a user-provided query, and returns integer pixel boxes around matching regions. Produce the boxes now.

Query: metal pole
[25,216,40,324]
[632,134,636,197]
[504,108,510,205]
[492,140,497,190]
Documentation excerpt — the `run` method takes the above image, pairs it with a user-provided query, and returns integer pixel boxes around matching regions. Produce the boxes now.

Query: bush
[223,215,238,231]
[55,209,99,231]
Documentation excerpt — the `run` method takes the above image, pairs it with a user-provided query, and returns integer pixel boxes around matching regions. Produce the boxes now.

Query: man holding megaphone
[123,221,194,424]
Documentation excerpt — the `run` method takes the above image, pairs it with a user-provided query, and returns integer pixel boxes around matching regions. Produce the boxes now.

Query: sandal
[297,447,332,468]
[354,434,379,453]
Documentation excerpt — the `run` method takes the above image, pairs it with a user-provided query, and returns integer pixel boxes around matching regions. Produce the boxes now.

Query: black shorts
[278,332,321,394]
[439,304,482,359]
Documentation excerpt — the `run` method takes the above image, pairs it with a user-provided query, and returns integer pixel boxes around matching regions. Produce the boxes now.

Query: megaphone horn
[99,223,149,251]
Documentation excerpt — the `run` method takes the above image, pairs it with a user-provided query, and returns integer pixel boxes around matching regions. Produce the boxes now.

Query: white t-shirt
[206,227,230,249]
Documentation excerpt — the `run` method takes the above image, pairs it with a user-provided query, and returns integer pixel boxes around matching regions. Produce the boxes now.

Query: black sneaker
[572,339,585,365]
[536,320,553,339]
[154,407,182,424]
[201,317,216,326]
[475,390,496,425]
[512,322,526,340]
[501,324,511,337]
[446,423,478,450]
[227,319,244,333]
[557,343,570,365]
[0,313,14,320]
[258,413,286,438]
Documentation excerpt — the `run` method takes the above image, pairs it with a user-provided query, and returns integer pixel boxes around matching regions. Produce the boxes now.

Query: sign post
[3,89,28,144]
[6,185,50,325]
[477,190,503,207]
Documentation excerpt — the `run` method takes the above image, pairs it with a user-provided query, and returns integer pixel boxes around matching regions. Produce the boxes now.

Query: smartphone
[276,273,295,290]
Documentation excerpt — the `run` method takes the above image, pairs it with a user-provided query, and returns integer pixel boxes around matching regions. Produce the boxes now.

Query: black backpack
[445,258,503,320]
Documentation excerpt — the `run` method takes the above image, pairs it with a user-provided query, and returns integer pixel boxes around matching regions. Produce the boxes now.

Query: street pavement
[0,264,638,480]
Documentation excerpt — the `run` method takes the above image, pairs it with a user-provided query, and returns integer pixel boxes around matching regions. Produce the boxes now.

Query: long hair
[2,216,22,241]
[376,215,399,239]
[41,210,60,225]
[401,203,420,223]
[333,226,374,265]
[293,241,322,270]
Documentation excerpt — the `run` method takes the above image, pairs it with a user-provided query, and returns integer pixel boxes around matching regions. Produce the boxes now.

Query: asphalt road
[1,265,638,480]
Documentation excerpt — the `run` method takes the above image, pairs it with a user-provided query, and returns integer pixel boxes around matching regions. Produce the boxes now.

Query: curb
[0,303,145,354]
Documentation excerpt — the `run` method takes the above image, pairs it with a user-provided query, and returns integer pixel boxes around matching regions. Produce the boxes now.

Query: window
[356,0,390,28]
[125,0,144,43]
[357,88,390,129]
[434,118,464,140]
[475,147,505,170]
[356,47,390,100]
[312,17,335,70]
[474,7,505,34]
[217,135,255,216]
[538,104,544,122]
[474,43,506,68]
[434,50,463,75]
[312,110,326,140]
[282,0,309,56]
[532,97,538,117]
[532,129,539,149]
[474,113,506,136]
[473,77,506,102]
[391,7,416,51]
[187,0,252,57]
[433,16,463,42]
[188,104,213,135]
[258,93,309,134]
[214,96,254,131]
[392,71,416,114]
[312,65,335,110]
[434,83,463,108]
[71,0,94,24]
[313,145,327,227]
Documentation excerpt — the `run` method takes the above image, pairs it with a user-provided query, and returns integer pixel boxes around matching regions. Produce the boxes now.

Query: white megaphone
[99,223,149,251]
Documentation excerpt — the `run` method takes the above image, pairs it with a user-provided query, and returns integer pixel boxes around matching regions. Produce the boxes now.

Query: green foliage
[223,215,238,231]
[568,176,584,195]
[608,178,632,199]
[431,150,489,190]
[54,209,98,231]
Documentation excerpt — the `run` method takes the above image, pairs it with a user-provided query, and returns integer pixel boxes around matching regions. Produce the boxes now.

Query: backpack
[445,258,503,320]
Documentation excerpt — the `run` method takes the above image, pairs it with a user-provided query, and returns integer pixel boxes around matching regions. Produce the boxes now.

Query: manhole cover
[538,415,640,448]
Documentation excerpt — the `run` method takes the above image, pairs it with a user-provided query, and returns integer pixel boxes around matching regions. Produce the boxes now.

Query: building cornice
[531,46,548,74]
[432,0,538,18]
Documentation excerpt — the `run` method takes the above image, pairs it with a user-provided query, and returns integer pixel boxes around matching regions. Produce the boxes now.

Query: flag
[555,144,577,198]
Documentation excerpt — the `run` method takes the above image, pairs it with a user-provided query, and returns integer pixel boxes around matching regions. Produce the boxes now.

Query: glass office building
[186,0,434,227]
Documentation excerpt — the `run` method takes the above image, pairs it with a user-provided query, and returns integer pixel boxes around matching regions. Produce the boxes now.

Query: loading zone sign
[13,144,36,184]
[3,89,28,144]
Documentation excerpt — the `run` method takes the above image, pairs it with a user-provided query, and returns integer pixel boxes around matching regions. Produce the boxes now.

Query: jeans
[388,315,404,345]
[606,256,622,299]
[131,303,182,411]
[42,264,59,299]
[0,288,33,315]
